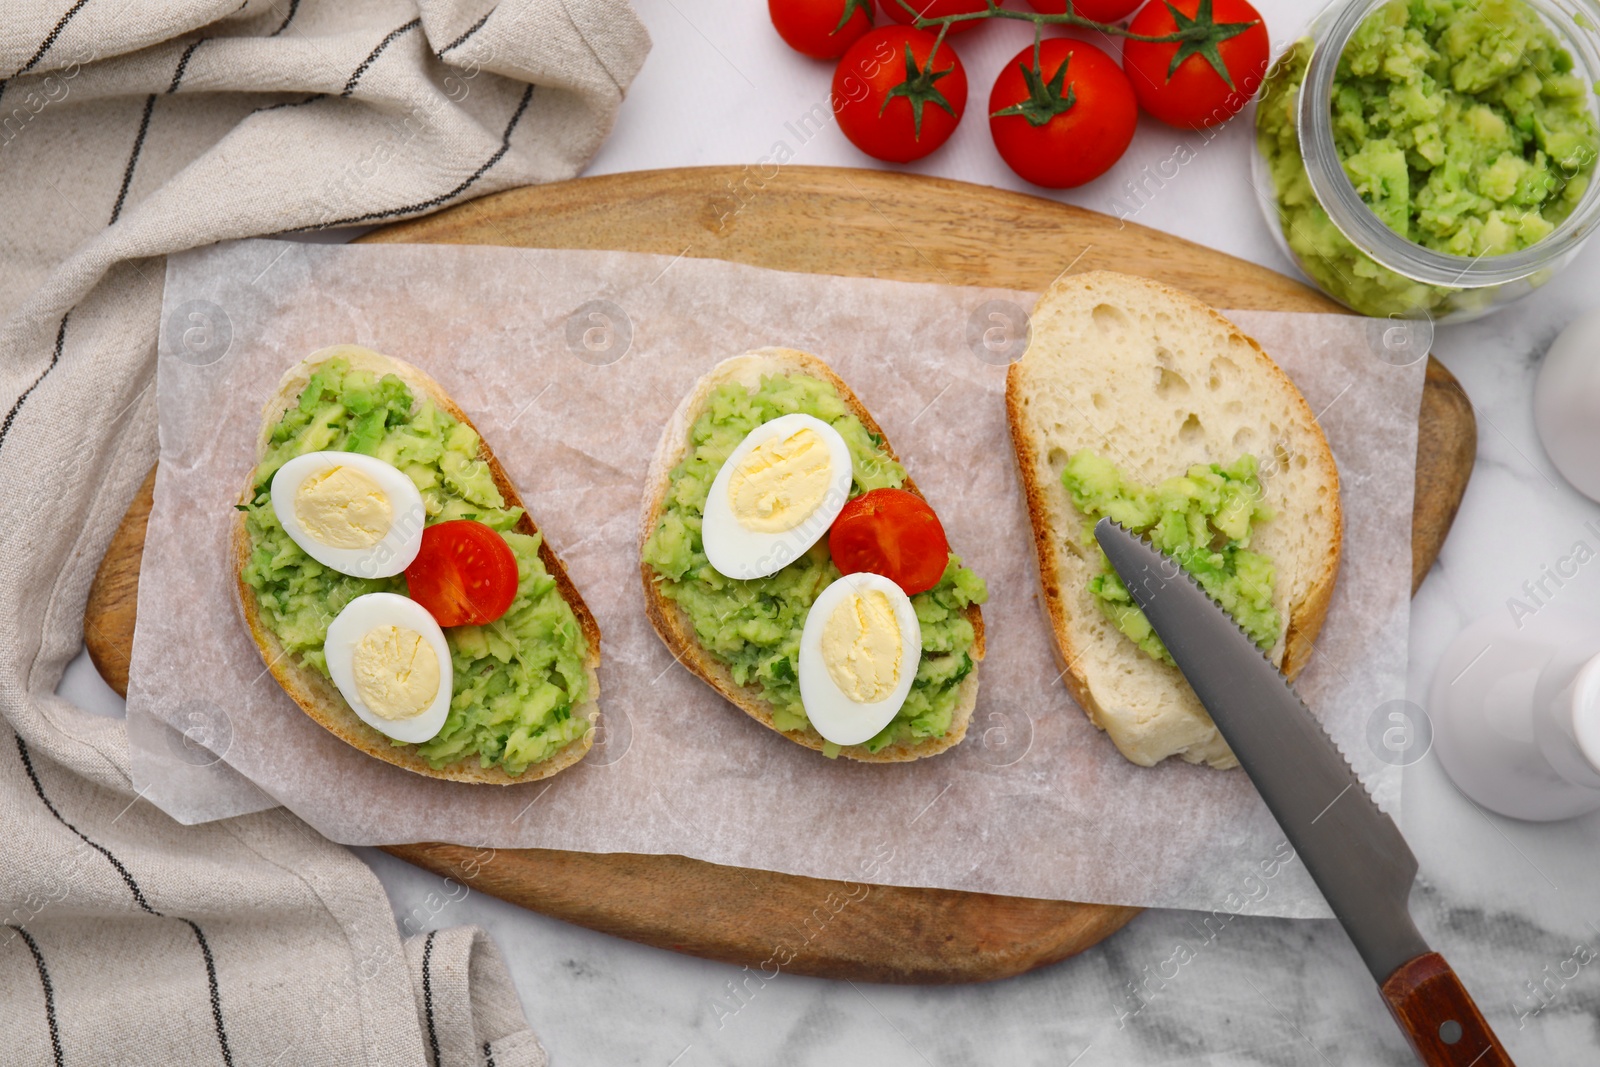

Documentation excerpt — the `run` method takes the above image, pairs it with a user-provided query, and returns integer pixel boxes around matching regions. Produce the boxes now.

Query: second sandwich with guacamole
[639,348,986,761]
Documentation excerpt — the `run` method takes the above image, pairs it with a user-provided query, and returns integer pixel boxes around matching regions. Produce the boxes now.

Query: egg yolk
[821,589,902,703]
[294,464,393,549]
[351,625,440,720]
[728,426,833,533]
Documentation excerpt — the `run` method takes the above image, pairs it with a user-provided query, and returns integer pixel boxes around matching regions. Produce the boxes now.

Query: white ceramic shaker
[1430,607,1600,820]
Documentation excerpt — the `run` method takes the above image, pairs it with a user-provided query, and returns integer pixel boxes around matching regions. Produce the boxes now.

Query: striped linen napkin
[0,2,648,1064]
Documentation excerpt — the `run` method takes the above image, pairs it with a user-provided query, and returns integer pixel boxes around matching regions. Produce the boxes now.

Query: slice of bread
[233,345,602,784]
[1006,272,1341,769]
[639,348,985,762]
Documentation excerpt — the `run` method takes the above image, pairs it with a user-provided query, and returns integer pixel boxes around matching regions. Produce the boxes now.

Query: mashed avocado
[641,374,987,754]
[238,358,591,775]
[1060,451,1278,664]
[1256,0,1600,317]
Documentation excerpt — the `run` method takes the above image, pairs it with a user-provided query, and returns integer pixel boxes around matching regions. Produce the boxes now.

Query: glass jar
[1251,0,1600,324]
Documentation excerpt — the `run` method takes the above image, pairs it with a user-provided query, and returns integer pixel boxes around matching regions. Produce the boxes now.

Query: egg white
[798,572,922,747]
[324,593,453,744]
[271,451,426,578]
[702,413,854,580]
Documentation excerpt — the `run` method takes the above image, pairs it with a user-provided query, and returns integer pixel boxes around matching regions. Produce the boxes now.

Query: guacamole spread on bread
[641,373,986,754]
[1061,451,1278,664]
[238,358,590,775]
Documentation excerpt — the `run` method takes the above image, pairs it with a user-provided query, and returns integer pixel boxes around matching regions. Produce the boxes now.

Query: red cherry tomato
[1122,0,1269,129]
[828,487,951,596]
[1025,0,1143,20]
[989,37,1138,188]
[404,520,520,627]
[880,0,985,35]
[833,27,967,163]
[771,0,875,60]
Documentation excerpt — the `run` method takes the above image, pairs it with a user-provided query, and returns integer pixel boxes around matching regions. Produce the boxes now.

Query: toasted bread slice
[639,348,985,762]
[1006,272,1341,769]
[233,345,601,784]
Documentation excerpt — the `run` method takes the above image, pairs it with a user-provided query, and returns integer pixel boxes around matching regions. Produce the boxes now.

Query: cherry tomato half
[989,37,1138,188]
[1026,0,1143,21]
[404,520,520,627]
[833,27,968,163]
[771,0,875,61]
[1122,0,1269,129]
[828,487,951,596]
[880,0,985,35]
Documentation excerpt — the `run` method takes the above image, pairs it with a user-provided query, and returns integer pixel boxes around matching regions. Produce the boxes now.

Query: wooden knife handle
[1381,953,1515,1066]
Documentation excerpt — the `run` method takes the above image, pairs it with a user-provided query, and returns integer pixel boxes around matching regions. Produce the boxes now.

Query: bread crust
[1004,272,1342,769]
[638,348,984,762]
[233,345,602,785]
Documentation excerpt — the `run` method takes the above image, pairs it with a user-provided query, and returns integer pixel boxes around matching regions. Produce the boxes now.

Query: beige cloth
[0,1,648,1063]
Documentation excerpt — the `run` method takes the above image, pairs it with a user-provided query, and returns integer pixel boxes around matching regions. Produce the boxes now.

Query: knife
[1093,519,1514,1067]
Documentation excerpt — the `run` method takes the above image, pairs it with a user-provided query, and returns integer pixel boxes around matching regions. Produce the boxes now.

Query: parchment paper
[126,239,1423,917]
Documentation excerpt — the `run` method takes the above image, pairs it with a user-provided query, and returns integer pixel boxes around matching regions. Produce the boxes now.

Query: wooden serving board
[83,167,1476,984]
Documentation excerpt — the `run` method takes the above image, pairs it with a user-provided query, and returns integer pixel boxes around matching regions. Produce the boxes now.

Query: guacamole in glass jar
[1256,0,1600,317]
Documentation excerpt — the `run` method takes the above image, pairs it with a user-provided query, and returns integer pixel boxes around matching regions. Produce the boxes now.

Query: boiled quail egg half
[701,413,854,580]
[798,572,922,747]
[324,593,452,744]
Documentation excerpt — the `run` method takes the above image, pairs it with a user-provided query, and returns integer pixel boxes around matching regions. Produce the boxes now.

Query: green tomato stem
[894,0,1257,48]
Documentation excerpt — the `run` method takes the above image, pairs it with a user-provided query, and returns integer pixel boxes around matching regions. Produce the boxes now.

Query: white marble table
[60,0,1600,1061]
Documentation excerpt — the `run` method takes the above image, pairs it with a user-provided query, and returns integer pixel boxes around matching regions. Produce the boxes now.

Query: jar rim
[1297,0,1600,292]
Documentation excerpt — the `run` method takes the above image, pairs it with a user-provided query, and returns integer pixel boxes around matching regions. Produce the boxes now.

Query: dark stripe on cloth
[16,0,93,75]
[0,0,95,108]
[168,38,205,93]
[269,0,301,37]
[110,93,157,224]
[16,735,158,913]
[342,18,421,97]
[7,925,63,1067]
[293,82,533,231]
[182,918,235,1066]
[422,930,441,1067]
[14,737,236,1063]
[252,91,326,115]
[0,312,69,460]
[436,11,491,58]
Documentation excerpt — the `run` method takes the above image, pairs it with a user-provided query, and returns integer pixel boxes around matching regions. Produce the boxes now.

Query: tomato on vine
[815,0,1273,166]
[770,0,876,60]
[833,27,968,163]
[880,0,986,35]
[1121,0,1268,129]
[1024,0,1143,21]
[989,38,1137,188]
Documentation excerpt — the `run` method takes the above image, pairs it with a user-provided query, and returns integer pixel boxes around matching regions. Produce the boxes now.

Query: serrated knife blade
[1093,519,1513,1067]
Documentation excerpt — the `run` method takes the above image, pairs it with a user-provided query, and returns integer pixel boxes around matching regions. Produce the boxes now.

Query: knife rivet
[1438,1020,1463,1045]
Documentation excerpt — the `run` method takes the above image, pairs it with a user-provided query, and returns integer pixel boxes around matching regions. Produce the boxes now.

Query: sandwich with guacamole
[1005,272,1342,770]
[233,345,601,783]
[640,348,986,761]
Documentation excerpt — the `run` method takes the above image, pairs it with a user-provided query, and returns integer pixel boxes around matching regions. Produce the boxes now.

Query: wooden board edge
[84,464,155,697]
[379,841,1142,984]
[357,166,1343,313]
[1413,357,1476,595]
